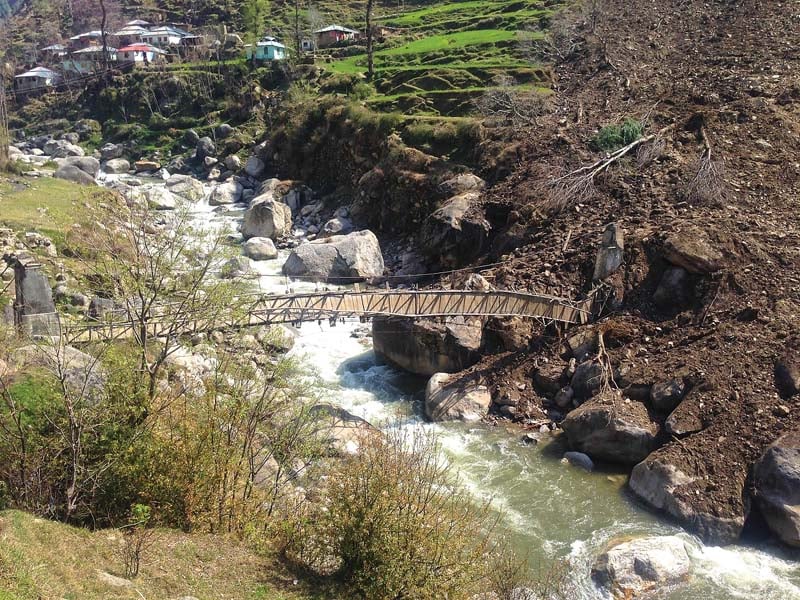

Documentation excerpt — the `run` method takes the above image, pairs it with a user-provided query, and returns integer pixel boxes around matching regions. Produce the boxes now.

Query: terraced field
[322,0,559,116]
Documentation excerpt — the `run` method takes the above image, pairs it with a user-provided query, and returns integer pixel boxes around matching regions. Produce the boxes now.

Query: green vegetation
[591,119,645,151]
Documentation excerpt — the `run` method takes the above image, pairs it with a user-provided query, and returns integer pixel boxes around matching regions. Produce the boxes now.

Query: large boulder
[283,230,384,283]
[209,180,243,205]
[373,316,483,377]
[243,237,278,261]
[561,390,659,464]
[54,164,96,186]
[629,446,747,544]
[100,143,124,161]
[44,139,84,158]
[196,136,216,161]
[418,191,490,269]
[310,404,381,456]
[425,372,491,422]
[245,156,266,178]
[591,536,692,597]
[571,360,603,400]
[662,229,723,274]
[144,187,178,210]
[753,430,800,547]
[103,158,130,175]
[241,195,292,239]
[64,156,100,177]
[165,174,205,201]
[14,344,107,403]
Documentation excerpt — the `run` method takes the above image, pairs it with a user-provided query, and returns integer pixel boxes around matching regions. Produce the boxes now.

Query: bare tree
[475,75,549,127]
[366,0,375,80]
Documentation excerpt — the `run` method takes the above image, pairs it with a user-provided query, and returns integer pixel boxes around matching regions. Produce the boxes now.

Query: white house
[14,67,61,92]
[63,46,117,76]
[245,37,287,61]
[68,30,108,51]
[140,26,190,48]
[41,44,68,59]
[117,43,167,66]
[112,25,149,46]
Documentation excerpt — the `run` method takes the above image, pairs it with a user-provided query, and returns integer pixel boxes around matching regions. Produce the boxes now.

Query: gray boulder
[243,237,278,261]
[89,297,115,320]
[221,256,252,279]
[591,536,692,597]
[593,223,624,281]
[54,164,96,186]
[144,187,178,210]
[14,344,106,404]
[373,316,483,377]
[571,360,603,400]
[166,174,206,201]
[64,156,100,177]
[100,143,124,161]
[61,132,80,145]
[103,158,130,174]
[224,155,242,171]
[282,230,384,283]
[438,172,486,196]
[241,195,292,239]
[663,229,723,274]
[44,139,85,158]
[419,192,491,269]
[561,390,659,464]
[216,123,234,139]
[322,217,353,236]
[245,155,266,178]
[209,181,243,206]
[753,430,800,547]
[196,136,216,161]
[563,451,594,471]
[650,378,687,413]
[425,372,491,422]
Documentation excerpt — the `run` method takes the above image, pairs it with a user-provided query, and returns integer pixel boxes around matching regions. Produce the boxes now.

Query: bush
[591,118,644,151]
[288,430,498,599]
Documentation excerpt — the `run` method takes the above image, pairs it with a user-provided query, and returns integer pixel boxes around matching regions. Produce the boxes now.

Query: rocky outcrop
[166,174,205,201]
[54,164,96,186]
[629,448,747,544]
[425,372,491,422]
[561,390,659,464]
[418,191,491,269]
[753,430,800,547]
[662,229,723,274]
[283,230,384,283]
[373,316,483,376]
[243,237,278,261]
[591,536,692,598]
[241,195,292,239]
[593,223,625,281]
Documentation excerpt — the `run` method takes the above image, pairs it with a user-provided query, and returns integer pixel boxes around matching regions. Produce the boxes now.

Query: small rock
[563,451,595,471]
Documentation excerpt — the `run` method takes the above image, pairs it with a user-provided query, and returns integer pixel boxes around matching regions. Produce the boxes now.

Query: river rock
[662,229,723,274]
[134,160,160,173]
[650,378,687,413]
[241,195,292,239]
[166,174,205,201]
[322,217,354,236]
[419,191,491,269]
[61,132,80,145]
[591,536,692,597]
[245,156,266,178]
[561,390,659,464]
[593,223,625,281]
[571,360,603,400]
[100,143,124,161]
[209,181,243,205]
[753,430,800,547]
[44,139,84,158]
[196,136,216,161]
[216,123,234,139]
[224,155,242,171]
[54,164,96,186]
[64,156,100,177]
[221,256,252,279]
[563,451,594,471]
[283,230,384,283]
[425,372,491,422]
[144,187,178,210]
[311,403,381,455]
[243,237,278,261]
[373,316,483,376]
[103,158,130,174]
[629,447,746,544]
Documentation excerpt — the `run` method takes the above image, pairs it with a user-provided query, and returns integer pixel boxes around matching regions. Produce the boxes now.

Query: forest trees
[242,0,270,43]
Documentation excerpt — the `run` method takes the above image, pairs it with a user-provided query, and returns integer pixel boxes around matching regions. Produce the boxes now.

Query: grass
[0,510,312,600]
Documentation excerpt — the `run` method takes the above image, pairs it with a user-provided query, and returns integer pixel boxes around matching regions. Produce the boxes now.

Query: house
[40,44,68,59]
[68,30,108,51]
[314,25,359,48]
[245,37,287,62]
[140,26,191,48]
[117,43,166,66]
[63,46,117,76]
[112,24,149,46]
[300,37,315,52]
[14,66,61,92]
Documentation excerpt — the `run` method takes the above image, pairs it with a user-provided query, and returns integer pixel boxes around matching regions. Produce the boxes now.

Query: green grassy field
[0,510,311,600]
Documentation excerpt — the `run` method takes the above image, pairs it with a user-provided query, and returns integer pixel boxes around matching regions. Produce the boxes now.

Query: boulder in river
[753,430,800,547]
[103,158,130,175]
[591,536,692,597]
[166,174,205,201]
[209,180,243,205]
[63,156,100,177]
[54,164,96,186]
[241,195,292,239]
[144,187,178,210]
[100,143,124,161]
[282,230,384,283]
[561,390,659,464]
[243,237,278,261]
[424,372,491,422]
[373,316,483,377]
[311,403,381,456]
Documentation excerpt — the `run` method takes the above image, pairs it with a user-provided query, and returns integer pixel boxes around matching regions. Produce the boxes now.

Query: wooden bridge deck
[53,289,594,344]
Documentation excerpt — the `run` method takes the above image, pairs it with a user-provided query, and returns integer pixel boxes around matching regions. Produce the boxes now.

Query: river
[113,171,800,599]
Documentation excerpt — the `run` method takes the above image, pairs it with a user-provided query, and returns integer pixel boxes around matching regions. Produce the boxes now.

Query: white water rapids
[103,170,800,599]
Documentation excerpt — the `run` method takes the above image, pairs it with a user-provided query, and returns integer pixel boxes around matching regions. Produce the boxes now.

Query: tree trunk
[294,0,301,56]
[366,0,375,80]
[100,0,109,78]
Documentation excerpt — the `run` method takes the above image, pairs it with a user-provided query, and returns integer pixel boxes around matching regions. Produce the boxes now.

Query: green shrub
[591,118,644,151]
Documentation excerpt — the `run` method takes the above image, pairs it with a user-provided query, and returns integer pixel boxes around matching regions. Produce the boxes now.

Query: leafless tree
[475,75,549,127]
